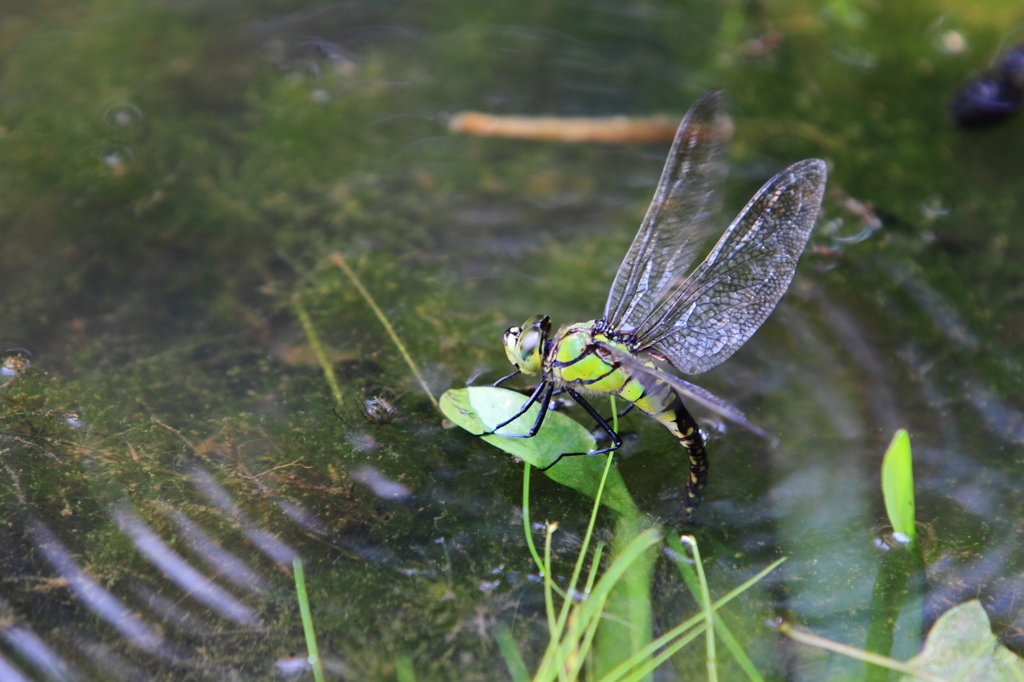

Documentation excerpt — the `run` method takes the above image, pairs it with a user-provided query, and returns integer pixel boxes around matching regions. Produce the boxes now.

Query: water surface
[2,0,1023,679]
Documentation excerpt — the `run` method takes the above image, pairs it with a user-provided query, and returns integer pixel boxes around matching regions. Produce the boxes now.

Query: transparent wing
[593,340,773,441]
[603,90,733,329]
[633,158,828,375]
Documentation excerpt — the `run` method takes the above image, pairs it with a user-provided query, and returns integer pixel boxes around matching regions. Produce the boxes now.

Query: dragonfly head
[503,315,550,375]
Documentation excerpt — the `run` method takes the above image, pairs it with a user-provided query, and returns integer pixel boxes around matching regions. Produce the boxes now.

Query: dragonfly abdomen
[628,378,709,517]
[642,391,709,516]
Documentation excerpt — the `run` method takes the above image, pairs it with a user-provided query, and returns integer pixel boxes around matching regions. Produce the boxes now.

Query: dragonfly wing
[635,158,827,375]
[604,90,733,330]
[594,340,773,441]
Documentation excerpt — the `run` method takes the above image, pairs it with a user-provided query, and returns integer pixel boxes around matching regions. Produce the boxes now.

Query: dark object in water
[949,43,1024,129]
[949,75,1022,128]
[363,396,401,424]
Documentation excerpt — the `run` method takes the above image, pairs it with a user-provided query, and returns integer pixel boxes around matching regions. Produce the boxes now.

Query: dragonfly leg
[492,369,521,387]
[564,388,623,451]
[617,403,635,419]
[529,388,624,472]
[487,381,554,437]
[499,384,567,407]
[492,371,567,408]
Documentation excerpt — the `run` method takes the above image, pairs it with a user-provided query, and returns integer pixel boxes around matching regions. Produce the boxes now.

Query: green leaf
[440,387,637,516]
[441,386,594,467]
[494,625,530,682]
[881,429,916,542]
[900,600,1024,682]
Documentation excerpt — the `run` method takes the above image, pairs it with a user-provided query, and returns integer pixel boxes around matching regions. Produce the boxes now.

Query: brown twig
[448,113,681,143]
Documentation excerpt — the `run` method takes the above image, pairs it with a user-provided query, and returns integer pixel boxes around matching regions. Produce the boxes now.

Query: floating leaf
[899,600,1024,682]
[440,387,637,516]
[881,429,916,542]
[441,386,592,466]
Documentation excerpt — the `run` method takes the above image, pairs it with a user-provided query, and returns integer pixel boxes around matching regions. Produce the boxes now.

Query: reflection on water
[1,0,1024,679]
[31,518,168,654]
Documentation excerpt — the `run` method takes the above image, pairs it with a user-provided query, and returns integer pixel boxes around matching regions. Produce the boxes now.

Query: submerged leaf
[900,600,1024,682]
[440,387,637,516]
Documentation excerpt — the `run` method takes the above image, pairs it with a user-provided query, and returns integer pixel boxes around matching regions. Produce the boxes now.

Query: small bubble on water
[103,103,143,127]
[274,655,311,679]
[874,530,914,551]
[921,194,950,221]
[939,30,966,55]
[105,153,125,170]
[477,580,500,594]
[1,346,32,378]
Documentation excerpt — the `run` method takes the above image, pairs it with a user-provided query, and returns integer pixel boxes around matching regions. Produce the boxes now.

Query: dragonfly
[492,89,828,516]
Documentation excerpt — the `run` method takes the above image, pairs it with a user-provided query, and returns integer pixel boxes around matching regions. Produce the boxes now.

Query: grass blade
[292,558,326,682]
[331,251,438,410]
[681,535,718,682]
[495,625,531,682]
[599,556,786,682]
[665,534,766,682]
[293,293,345,409]
[395,654,416,682]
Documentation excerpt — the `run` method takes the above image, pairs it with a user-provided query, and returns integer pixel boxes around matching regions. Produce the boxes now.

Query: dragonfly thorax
[503,315,551,375]
[548,321,635,390]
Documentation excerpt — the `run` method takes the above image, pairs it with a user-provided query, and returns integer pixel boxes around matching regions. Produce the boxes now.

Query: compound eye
[503,327,521,347]
[503,316,547,375]
[503,327,522,368]
[519,328,541,363]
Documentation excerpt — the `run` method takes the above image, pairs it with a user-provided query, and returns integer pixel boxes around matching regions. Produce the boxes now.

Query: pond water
[2,0,1024,680]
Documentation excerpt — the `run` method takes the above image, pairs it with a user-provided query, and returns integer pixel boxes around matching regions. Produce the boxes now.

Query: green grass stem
[530,446,619,681]
[293,293,345,409]
[292,558,326,682]
[331,251,438,410]
[600,556,785,682]
[543,521,559,644]
[665,534,765,682]
[711,614,765,682]
[681,535,718,682]
[495,625,531,682]
[522,464,567,600]
[395,654,416,682]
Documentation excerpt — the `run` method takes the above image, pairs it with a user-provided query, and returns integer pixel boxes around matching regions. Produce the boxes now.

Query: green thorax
[547,320,684,434]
